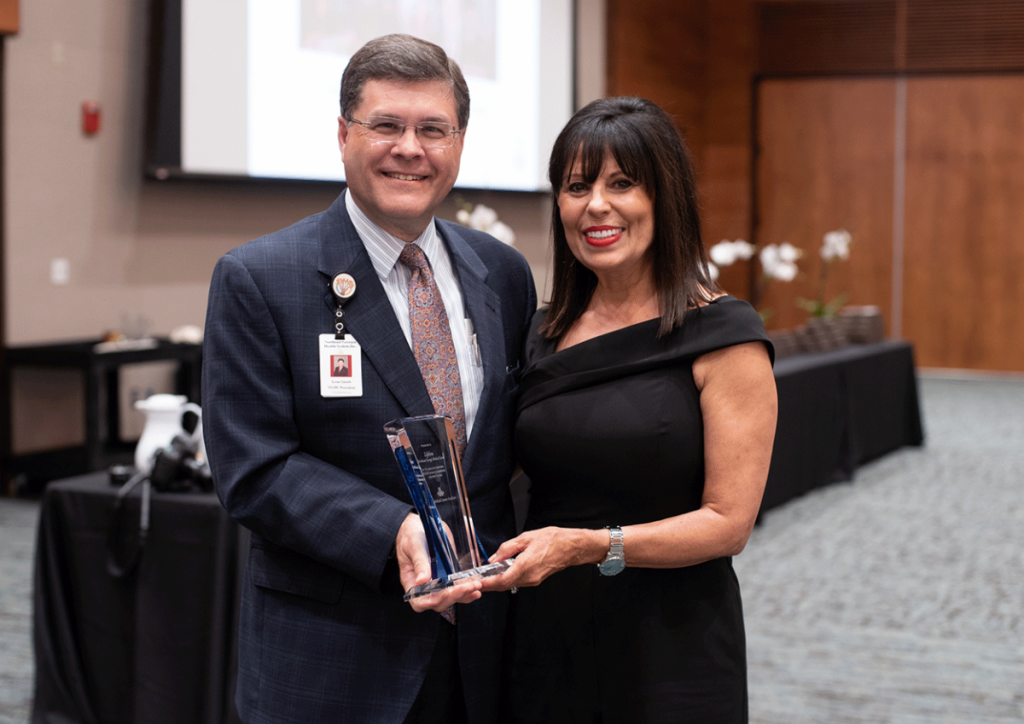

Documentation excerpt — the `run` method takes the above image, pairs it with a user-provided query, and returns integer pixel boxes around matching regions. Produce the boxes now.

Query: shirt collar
[345,190,442,280]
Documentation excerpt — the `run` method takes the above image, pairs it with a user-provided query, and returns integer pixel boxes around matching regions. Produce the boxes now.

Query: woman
[481,97,778,722]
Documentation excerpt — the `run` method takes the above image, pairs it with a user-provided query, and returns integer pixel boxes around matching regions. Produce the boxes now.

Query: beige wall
[4,0,605,453]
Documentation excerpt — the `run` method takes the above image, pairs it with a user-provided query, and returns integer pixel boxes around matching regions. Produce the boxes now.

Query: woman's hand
[480,526,607,591]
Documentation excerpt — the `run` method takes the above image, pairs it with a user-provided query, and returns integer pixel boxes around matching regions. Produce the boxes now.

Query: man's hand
[395,513,482,613]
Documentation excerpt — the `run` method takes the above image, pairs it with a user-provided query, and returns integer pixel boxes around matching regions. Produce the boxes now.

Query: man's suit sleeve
[202,253,412,593]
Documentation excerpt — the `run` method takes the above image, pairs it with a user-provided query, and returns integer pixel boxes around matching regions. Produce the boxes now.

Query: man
[332,354,350,377]
[202,34,536,724]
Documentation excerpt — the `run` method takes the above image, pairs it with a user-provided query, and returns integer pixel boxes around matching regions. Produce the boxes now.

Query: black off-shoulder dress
[507,296,772,724]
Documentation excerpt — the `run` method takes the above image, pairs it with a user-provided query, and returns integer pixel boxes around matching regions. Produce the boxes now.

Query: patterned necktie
[400,244,463,626]
[399,244,467,457]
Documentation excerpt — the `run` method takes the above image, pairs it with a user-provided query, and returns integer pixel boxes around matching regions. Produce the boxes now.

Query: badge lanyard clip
[330,272,357,339]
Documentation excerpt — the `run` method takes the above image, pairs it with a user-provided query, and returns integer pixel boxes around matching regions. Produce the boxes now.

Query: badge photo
[319,335,362,397]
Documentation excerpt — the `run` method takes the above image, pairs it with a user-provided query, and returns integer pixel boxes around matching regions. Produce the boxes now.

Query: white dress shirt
[345,190,483,442]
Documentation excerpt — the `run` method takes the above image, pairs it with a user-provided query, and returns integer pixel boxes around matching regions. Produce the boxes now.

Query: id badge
[319,334,362,397]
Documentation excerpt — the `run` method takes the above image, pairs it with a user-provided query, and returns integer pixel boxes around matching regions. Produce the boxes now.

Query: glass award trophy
[384,414,512,600]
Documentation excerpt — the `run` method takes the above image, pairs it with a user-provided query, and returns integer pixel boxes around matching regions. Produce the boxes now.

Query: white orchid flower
[468,204,499,231]
[488,220,516,246]
[733,240,756,260]
[772,260,799,282]
[710,241,737,266]
[821,229,852,261]
[456,203,515,245]
[759,244,779,271]
[778,242,802,263]
[709,239,756,267]
[760,244,799,281]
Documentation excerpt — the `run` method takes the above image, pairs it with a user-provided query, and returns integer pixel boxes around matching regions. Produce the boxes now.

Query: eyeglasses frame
[346,116,463,149]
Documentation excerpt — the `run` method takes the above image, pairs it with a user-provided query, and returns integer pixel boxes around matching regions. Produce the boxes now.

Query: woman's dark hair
[542,96,719,340]
[340,34,470,130]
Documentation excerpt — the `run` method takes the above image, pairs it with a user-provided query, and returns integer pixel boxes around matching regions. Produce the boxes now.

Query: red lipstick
[583,226,623,247]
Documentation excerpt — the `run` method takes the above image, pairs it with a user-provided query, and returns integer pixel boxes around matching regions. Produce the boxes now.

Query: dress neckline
[518,295,773,415]
[550,295,730,357]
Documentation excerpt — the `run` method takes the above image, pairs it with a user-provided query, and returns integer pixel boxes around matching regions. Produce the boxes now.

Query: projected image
[176,0,572,190]
[300,0,497,79]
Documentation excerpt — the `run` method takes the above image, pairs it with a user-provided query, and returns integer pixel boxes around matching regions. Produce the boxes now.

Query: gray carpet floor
[737,375,1024,723]
[0,494,35,722]
[1,374,1022,723]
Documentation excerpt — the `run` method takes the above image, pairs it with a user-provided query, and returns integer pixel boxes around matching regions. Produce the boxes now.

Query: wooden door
[903,75,1024,371]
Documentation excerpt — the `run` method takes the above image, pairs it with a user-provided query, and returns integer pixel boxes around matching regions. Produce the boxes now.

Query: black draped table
[32,473,244,724]
[762,340,924,512]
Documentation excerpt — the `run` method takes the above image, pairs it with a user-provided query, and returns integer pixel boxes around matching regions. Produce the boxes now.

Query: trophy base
[403,559,514,601]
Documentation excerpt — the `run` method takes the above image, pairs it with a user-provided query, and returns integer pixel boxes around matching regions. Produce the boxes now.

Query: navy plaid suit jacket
[202,194,536,724]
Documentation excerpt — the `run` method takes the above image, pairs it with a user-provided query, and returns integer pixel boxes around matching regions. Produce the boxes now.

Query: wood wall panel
[756,79,896,332]
[758,0,1024,74]
[903,76,1024,371]
[701,1,759,263]
[606,0,706,139]
[0,0,17,35]
[759,1,898,74]
[905,0,1024,71]
[606,0,760,300]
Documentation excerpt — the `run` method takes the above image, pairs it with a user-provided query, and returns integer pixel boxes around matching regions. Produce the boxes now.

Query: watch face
[599,556,626,576]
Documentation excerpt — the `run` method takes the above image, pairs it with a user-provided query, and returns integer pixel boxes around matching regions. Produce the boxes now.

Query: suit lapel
[439,223,507,470]
[316,197,434,419]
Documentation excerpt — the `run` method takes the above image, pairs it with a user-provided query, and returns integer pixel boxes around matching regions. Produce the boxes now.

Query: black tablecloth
[763,340,924,512]
[32,474,244,724]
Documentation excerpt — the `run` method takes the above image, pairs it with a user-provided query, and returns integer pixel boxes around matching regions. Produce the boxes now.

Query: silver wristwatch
[597,526,625,576]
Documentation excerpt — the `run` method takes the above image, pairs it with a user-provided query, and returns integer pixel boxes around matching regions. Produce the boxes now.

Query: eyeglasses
[347,116,462,148]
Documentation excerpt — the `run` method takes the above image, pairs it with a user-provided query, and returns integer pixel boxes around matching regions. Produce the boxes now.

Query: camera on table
[148,434,213,492]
